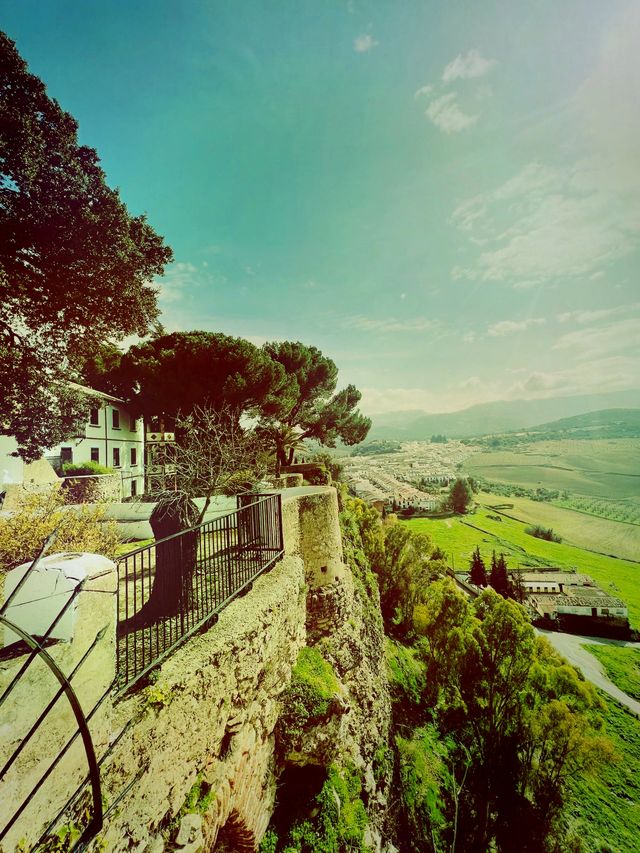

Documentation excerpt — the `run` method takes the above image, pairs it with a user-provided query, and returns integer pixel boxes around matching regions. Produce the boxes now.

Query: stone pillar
[280,487,352,640]
[0,553,117,851]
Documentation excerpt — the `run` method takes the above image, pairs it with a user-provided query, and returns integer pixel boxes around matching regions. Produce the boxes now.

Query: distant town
[343,439,479,511]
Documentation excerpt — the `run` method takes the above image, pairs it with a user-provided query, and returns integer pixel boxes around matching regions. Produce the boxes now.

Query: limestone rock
[175,813,204,851]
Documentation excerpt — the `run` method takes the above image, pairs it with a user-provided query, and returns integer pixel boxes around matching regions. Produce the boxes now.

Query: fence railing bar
[0,625,108,780]
[0,582,84,709]
[0,628,108,844]
[115,493,284,693]
[32,713,137,851]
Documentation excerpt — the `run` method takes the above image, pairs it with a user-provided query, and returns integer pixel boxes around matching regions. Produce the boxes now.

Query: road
[537,629,640,717]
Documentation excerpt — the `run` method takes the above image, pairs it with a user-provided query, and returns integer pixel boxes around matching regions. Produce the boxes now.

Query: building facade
[48,387,145,499]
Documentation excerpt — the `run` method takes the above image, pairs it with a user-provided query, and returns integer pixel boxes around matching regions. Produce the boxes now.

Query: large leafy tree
[110,331,291,423]
[260,341,371,469]
[411,584,612,852]
[447,477,473,514]
[0,32,172,460]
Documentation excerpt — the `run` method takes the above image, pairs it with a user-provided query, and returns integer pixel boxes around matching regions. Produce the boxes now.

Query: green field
[465,438,640,498]
[475,493,640,563]
[567,696,640,852]
[585,645,640,702]
[554,495,640,526]
[403,506,640,627]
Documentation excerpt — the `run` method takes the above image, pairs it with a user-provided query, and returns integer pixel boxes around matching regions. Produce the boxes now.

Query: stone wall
[0,556,117,853]
[0,486,390,852]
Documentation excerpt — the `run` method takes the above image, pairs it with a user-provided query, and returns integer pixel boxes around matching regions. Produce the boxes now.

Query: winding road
[537,629,640,717]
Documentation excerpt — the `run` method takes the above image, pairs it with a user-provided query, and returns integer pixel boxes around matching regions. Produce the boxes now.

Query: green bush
[276,648,340,754]
[525,524,562,543]
[62,460,114,476]
[277,765,369,853]
[305,466,331,486]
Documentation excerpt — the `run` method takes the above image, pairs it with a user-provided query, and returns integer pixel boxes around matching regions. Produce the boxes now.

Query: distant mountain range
[527,408,640,436]
[366,390,640,440]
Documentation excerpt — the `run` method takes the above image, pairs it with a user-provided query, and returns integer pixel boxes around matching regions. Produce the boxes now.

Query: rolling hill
[366,390,640,440]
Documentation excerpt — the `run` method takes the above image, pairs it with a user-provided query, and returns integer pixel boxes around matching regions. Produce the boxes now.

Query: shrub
[276,648,341,754]
[305,466,331,486]
[0,487,120,573]
[62,461,113,476]
[525,524,562,543]
[277,765,369,853]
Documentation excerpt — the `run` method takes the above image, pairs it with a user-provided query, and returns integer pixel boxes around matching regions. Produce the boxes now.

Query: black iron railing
[116,493,284,692]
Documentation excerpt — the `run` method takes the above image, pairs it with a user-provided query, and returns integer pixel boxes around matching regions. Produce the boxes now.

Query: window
[131,479,137,497]
[90,408,100,426]
[112,409,120,429]
[130,416,137,432]
[113,447,121,468]
[90,447,100,463]
[60,447,73,464]
[130,447,137,466]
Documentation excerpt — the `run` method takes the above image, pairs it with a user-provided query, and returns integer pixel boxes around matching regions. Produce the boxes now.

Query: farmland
[464,438,640,498]
[403,505,640,626]
[475,493,640,563]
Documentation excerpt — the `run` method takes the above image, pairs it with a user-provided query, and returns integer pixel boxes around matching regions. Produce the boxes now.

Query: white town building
[48,385,145,499]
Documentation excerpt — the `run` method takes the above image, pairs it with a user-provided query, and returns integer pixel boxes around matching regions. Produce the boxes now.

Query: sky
[3,0,639,415]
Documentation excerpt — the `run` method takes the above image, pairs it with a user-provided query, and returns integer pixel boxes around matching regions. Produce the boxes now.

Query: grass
[114,537,154,556]
[403,504,640,627]
[475,493,640,563]
[584,645,640,702]
[566,695,640,852]
[464,438,640,498]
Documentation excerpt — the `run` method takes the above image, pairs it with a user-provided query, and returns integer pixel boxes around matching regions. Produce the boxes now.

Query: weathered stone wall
[0,487,390,852]
[0,558,117,853]
[100,553,306,852]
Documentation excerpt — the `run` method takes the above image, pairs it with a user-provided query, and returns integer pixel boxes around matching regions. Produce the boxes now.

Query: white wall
[52,402,145,498]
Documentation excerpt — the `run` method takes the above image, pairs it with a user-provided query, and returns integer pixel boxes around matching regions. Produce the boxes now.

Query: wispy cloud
[154,261,201,305]
[342,315,438,333]
[557,302,640,325]
[553,317,640,360]
[416,48,495,134]
[442,49,496,83]
[414,84,433,99]
[354,33,378,53]
[451,160,640,286]
[425,93,477,133]
[487,318,545,337]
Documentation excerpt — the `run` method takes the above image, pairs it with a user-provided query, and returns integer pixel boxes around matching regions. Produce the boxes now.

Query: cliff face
[264,488,392,852]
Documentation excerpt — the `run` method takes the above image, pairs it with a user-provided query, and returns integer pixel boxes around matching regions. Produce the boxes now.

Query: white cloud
[414,84,433,99]
[442,49,496,83]
[354,33,378,53]
[451,159,640,285]
[557,302,640,325]
[425,93,478,133]
[552,317,640,360]
[487,318,545,337]
[342,315,438,333]
[154,262,200,304]
[504,355,640,399]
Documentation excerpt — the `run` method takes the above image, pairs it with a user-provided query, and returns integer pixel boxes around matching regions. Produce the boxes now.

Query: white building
[48,386,145,498]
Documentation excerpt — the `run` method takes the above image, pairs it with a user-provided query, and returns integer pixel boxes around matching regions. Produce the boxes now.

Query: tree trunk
[146,492,200,618]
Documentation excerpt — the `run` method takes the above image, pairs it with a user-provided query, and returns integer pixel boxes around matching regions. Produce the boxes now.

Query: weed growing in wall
[276,647,340,755]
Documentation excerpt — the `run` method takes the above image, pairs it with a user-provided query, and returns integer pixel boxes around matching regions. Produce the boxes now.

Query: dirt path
[537,629,640,717]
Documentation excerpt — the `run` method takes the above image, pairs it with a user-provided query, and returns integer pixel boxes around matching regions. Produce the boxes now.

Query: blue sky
[3,0,639,414]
